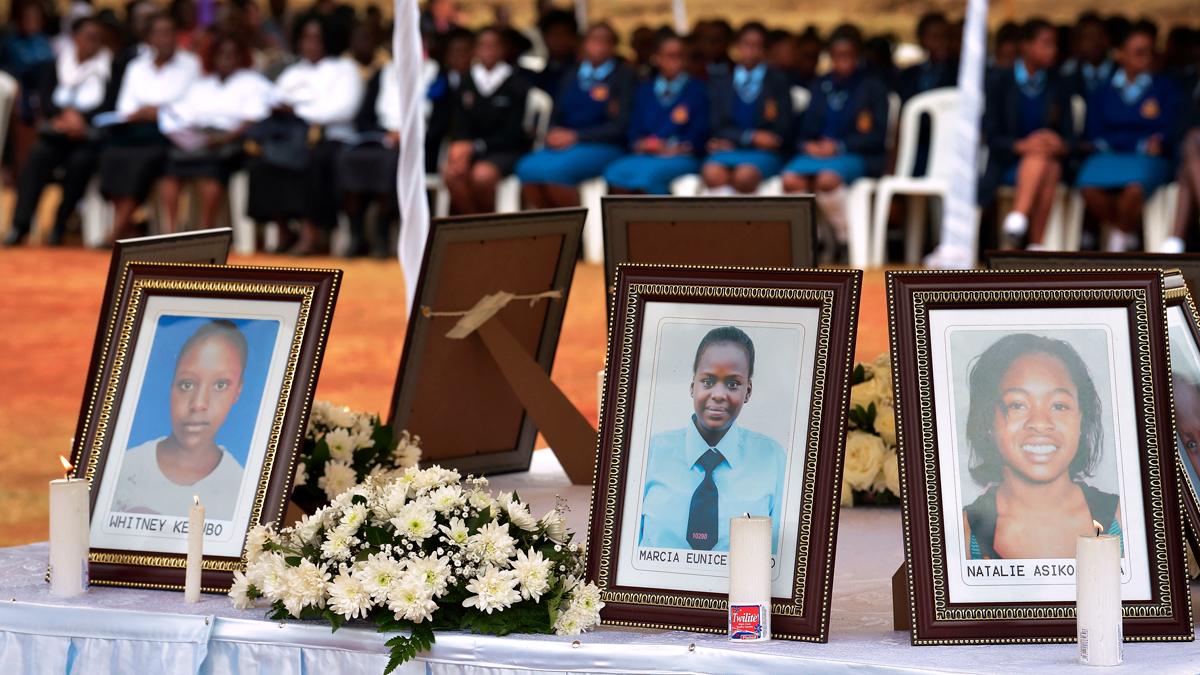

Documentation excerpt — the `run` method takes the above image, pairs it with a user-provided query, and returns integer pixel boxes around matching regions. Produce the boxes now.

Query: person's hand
[635,136,664,154]
[707,138,734,152]
[205,130,238,149]
[660,142,691,156]
[546,128,577,149]
[1145,134,1163,157]
[128,105,158,123]
[751,130,781,150]
[802,140,824,156]
[55,109,88,139]
[273,103,295,116]
[447,140,474,169]
[384,131,401,149]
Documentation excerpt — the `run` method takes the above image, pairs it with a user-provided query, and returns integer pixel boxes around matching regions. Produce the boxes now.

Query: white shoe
[1002,211,1029,237]
[1158,236,1186,254]
[1027,242,1049,251]
[923,244,974,269]
[1106,230,1134,252]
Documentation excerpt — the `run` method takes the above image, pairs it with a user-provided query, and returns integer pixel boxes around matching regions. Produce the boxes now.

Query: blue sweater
[549,60,635,146]
[1084,73,1180,155]
[626,77,710,155]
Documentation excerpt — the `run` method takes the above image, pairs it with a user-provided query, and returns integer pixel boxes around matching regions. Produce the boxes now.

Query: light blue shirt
[639,417,787,552]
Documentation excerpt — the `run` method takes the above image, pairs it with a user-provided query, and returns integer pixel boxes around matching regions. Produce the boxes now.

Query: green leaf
[852,364,866,385]
[284,556,301,567]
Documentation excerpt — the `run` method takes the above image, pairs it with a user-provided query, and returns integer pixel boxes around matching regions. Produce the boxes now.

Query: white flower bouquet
[292,400,423,513]
[843,354,901,507]
[232,466,602,672]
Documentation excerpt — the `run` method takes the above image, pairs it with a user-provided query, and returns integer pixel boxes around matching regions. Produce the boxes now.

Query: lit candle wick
[1093,519,1103,537]
[59,456,73,481]
[193,495,200,507]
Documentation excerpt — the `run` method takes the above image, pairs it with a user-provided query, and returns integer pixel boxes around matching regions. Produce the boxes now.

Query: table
[2,450,1197,674]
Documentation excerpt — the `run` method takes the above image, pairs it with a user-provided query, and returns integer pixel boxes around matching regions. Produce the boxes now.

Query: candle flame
[193,495,200,506]
[1093,519,1103,537]
[59,455,73,480]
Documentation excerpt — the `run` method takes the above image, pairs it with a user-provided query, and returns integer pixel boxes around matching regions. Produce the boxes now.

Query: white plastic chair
[869,87,961,265]
[578,176,606,264]
[495,87,553,213]
[80,177,111,248]
[843,92,901,268]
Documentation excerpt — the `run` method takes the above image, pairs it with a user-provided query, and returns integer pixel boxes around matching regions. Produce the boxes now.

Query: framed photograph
[73,261,341,591]
[601,196,817,298]
[984,249,1200,301]
[587,264,861,641]
[1162,272,1200,556]
[888,269,1194,644]
[390,208,585,476]
[73,229,234,465]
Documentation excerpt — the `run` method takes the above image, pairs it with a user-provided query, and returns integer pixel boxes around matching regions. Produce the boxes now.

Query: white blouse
[115,49,201,119]
[272,56,364,142]
[111,437,244,521]
[159,69,273,133]
[51,42,112,113]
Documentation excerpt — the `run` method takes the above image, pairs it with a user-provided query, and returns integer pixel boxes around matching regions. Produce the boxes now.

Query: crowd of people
[0,1,1198,257]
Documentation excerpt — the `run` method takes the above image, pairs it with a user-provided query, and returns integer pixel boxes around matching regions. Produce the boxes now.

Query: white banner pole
[395,0,431,312]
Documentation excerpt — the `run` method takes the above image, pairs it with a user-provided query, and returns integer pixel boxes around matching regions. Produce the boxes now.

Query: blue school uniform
[1076,70,1179,194]
[515,59,634,186]
[704,64,794,177]
[782,69,888,183]
[603,75,710,194]
[978,60,1078,204]
[639,417,787,553]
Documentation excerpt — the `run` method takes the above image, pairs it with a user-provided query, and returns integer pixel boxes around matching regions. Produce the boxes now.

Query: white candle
[1076,521,1122,666]
[596,369,605,411]
[48,457,89,598]
[185,495,204,603]
[728,515,771,641]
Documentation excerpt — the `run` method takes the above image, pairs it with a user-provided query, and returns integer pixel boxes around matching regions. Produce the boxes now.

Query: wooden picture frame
[73,261,341,592]
[984,249,1200,300]
[587,264,861,641]
[389,209,586,478]
[888,269,1193,644]
[601,196,817,298]
[1162,271,1200,558]
[72,229,234,466]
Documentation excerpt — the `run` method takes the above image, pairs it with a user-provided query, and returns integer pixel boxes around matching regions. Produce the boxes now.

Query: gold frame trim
[82,273,323,573]
[595,277,840,625]
[1164,284,1200,554]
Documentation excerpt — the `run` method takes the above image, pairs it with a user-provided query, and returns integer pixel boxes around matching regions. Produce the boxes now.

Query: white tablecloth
[2,450,1197,674]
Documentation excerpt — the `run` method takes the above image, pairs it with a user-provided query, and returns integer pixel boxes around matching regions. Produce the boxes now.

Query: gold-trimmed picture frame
[888,269,1194,644]
[71,262,340,592]
[1162,271,1200,559]
[585,264,861,641]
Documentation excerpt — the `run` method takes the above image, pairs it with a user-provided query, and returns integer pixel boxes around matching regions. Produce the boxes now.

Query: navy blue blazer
[708,66,794,148]
[795,72,889,177]
[549,60,635,147]
[897,59,958,101]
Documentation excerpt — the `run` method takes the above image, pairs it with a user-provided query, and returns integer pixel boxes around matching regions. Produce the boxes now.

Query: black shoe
[2,229,27,247]
[341,235,370,258]
[46,228,65,247]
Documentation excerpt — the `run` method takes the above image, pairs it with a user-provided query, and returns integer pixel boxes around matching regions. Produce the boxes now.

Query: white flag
[672,0,688,35]
[395,0,431,312]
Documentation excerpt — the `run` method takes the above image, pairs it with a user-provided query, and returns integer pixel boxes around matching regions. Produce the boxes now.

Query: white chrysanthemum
[467,488,495,512]
[327,571,373,619]
[553,582,603,635]
[428,485,465,513]
[244,524,276,564]
[467,521,516,565]
[359,553,406,603]
[379,480,409,517]
[327,405,358,429]
[367,464,404,486]
[554,606,586,635]
[462,565,521,614]
[310,400,334,426]
[439,517,470,547]
[320,528,353,561]
[390,501,437,541]
[292,510,327,546]
[332,484,372,511]
[339,504,369,533]
[539,509,568,544]
[229,570,256,609]
[350,427,376,452]
[407,553,452,597]
[386,573,438,623]
[504,500,538,531]
[410,467,449,495]
[570,581,603,615]
[324,427,356,462]
[319,460,357,500]
[254,552,292,600]
[279,559,330,618]
[510,548,552,601]
[392,431,422,467]
[293,461,308,487]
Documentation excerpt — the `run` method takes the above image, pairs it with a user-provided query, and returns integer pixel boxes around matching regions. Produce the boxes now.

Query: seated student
[981,18,1077,250]
[701,22,793,195]
[603,33,709,196]
[528,9,579,98]
[246,16,362,255]
[157,33,271,234]
[426,27,474,175]
[442,26,531,215]
[1163,75,1200,253]
[1061,13,1115,100]
[515,23,633,210]
[4,17,111,247]
[695,19,734,81]
[629,25,657,82]
[898,12,958,101]
[1077,22,1179,252]
[99,13,199,241]
[990,22,1021,73]
[780,24,887,247]
[0,2,55,125]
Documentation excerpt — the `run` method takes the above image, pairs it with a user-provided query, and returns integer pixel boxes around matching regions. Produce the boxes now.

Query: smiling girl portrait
[960,333,1121,561]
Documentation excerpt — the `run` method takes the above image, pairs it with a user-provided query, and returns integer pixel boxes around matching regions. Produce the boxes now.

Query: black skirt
[98,123,169,200]
[246,140,344,228]
[338,143,398,195]
[476,150,522,176]
[165,143,244,185]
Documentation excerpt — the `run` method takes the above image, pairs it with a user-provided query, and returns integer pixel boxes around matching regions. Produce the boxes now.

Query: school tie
[686,448,725,550]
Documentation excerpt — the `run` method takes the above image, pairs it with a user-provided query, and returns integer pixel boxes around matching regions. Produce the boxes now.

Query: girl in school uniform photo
[99,13,200,241]
[246,16,362,255]
[980,19,1077,250]
[156,33,272,234]
[516,23,633,210]
[1076,23,1179,253]
[639,326,787,554]
[603,33,709,195]
[4,17,112,247]
[442,26,532,215]
[701,22,793,195]
[781,24,888,247]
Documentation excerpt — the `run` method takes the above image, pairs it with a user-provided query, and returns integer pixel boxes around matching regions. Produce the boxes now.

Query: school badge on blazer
[671,104,689,125]
[856,109,873,133]
[763,98,778,122]
[1140,98,1160,119]
[591,84,609,102]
